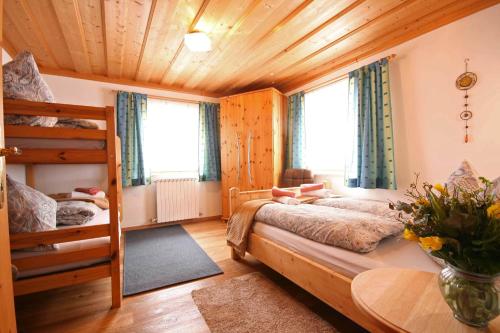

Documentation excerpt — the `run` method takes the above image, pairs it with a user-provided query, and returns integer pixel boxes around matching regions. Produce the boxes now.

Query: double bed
[227,186,441,333]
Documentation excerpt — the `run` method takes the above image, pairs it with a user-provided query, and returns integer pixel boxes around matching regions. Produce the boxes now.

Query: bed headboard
[228,187,300,216]
[228,181,329,217]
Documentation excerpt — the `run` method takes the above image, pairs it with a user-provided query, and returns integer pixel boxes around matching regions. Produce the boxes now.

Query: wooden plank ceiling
[3,0,498,97]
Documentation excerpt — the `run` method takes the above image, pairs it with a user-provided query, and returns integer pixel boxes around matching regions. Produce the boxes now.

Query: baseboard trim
[122,215,222,232]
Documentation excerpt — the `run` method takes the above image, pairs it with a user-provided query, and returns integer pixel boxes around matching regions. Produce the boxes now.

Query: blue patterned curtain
[344,58,396,189]
[116,91,148,187]
[199,102,221,181]
[285,91,305,169]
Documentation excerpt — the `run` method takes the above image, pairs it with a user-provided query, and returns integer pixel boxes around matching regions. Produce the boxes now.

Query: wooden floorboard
[14,220,365,333]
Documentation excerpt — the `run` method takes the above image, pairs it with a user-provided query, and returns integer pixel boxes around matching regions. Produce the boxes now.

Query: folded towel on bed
[74,187,101,195]
[56,201,102,226]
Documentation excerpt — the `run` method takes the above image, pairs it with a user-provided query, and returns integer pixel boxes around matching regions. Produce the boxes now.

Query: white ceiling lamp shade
[184,31,212,52]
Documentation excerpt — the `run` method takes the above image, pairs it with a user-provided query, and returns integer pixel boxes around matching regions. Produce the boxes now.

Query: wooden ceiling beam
[278,0,499,93]
[38,66,222,98]
[100,0,108,76]
[134,0,157,81]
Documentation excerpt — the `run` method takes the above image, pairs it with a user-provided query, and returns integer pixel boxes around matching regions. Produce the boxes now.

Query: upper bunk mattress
[11,209,111,279]
[252,221,441,278]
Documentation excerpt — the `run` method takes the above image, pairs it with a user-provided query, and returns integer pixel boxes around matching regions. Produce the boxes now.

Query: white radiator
[155,178,200,223]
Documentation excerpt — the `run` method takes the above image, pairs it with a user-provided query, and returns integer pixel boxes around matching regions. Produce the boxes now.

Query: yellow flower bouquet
[390,175,500,327]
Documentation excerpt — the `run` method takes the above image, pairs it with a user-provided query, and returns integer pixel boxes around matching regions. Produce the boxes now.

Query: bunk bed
[3,98,123,308]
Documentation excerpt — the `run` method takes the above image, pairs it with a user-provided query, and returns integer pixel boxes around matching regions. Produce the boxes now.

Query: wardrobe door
[242,91,274,190]
[220,97,245,218]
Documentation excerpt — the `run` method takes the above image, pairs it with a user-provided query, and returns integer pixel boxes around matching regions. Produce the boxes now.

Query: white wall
[2,50,221,227]
[289,5,500,202]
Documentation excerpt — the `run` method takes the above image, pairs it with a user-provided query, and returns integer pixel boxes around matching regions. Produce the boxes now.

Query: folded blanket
[227,199,273,257]
[56,201,102,226]
[55,118,98,129]
[254,204,403,253]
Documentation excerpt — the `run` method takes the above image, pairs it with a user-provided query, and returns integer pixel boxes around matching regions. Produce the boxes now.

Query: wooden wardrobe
[220,88,286,219]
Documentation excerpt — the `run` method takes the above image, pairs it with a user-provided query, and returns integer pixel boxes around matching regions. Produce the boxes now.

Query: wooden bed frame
[228,186,389,333]
[4,99,123,308]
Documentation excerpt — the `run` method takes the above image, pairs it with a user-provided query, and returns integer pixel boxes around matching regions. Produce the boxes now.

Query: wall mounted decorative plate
[456,72,477,90]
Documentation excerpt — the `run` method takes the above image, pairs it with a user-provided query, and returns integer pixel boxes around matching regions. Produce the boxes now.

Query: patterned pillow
[446,160,481,194]
[3,51,57,127]
[7,175,57,234]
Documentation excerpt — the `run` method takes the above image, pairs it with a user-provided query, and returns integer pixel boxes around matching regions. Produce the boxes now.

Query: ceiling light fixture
[184,31,212,52]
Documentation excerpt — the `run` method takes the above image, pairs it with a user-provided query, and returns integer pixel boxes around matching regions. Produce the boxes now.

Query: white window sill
[151,172,198,182]
[312,170,344,177]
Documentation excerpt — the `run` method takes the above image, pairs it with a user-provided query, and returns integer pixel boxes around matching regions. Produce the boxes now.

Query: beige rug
[191,272,338,333]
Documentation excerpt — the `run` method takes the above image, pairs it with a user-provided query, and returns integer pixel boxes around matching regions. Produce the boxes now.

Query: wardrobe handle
[236,134,241,183]
[247,132,253,186]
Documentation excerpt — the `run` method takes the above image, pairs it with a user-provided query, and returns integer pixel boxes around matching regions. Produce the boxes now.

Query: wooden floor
[14,220,365,333]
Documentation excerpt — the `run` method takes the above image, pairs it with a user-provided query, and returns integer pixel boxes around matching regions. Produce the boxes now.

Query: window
[144,98,199,178]
[304,78,349,174]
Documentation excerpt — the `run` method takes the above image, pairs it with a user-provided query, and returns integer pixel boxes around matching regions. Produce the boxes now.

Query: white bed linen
[252,221,441,278]
[12,209,111,278]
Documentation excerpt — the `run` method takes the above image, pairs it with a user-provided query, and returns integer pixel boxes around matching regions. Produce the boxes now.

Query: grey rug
[124,224,222,296]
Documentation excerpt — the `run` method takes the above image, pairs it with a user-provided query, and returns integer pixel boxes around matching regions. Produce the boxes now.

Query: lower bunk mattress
[252,221,442,279]
[11,209,111,279]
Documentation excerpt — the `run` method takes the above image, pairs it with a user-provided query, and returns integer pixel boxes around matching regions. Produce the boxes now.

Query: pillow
[446,160,481,194]
[7,175,57,234]
[271,187,296,198]
[3,51,57,127]
[272,196,301,205]
[300,183,324,193]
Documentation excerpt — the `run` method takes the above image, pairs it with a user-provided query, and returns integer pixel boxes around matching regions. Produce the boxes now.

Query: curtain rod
[304,54,397,93]
[112,90,200,104]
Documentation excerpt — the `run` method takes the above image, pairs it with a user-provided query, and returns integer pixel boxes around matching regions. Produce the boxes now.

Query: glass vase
[439,264,500,328]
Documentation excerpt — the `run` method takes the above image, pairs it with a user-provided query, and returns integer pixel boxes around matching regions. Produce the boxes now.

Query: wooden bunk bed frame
[4,98,123,308]
[228,186,391,333]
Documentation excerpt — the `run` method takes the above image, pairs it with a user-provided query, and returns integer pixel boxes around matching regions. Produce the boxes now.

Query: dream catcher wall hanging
[456,58,477,143]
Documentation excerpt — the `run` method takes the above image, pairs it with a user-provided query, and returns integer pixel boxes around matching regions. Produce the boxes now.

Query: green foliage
[391,174,500,275]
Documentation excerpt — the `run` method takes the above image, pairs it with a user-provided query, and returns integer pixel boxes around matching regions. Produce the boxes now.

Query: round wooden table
[351,268,500,333]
